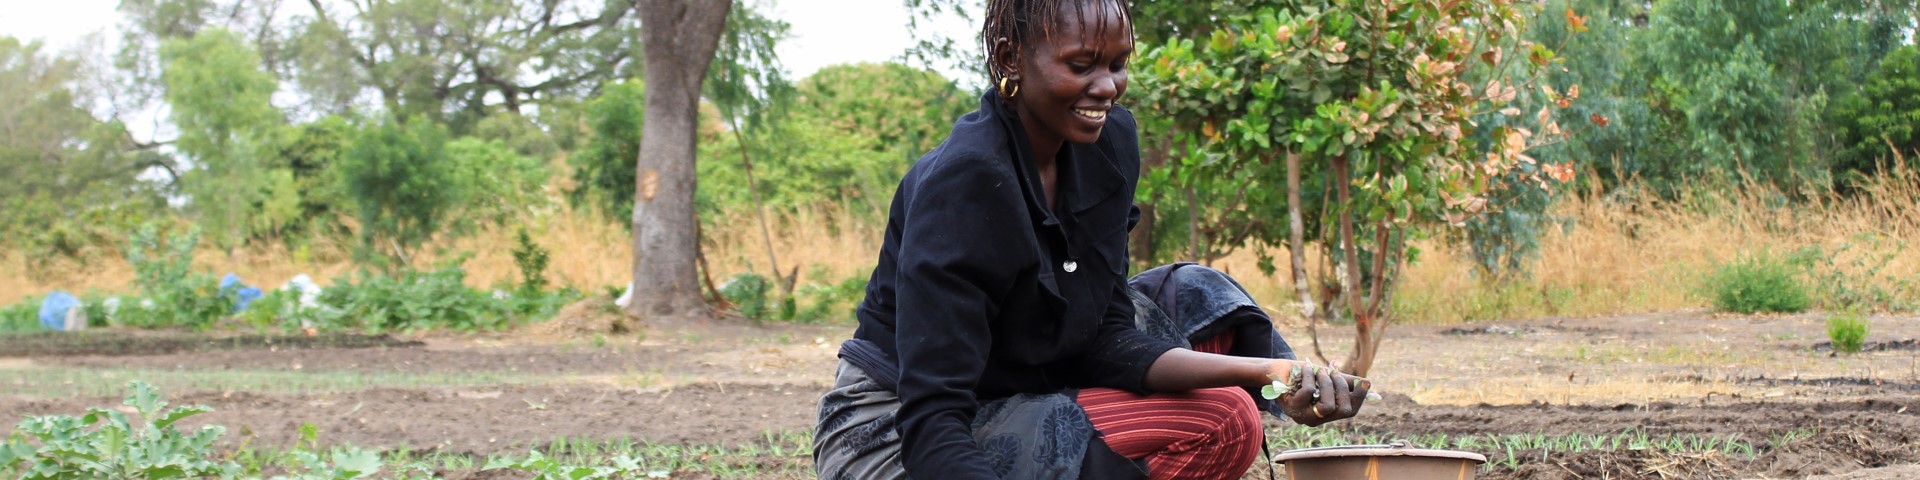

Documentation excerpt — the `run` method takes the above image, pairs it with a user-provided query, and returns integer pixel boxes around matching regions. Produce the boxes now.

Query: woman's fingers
[1314,367,1338,419]
[1350,376,1372,413]
[1331,373,1355,418]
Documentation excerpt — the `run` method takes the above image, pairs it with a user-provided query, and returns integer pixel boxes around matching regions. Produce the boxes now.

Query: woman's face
[1005,1,1133,150]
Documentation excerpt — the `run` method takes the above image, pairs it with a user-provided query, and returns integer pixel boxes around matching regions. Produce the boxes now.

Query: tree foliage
[337,116,455,270]
[161,28,284,248]
[0,36,158,260]
[1833,44,1920,180]
[1137,0,1577,375]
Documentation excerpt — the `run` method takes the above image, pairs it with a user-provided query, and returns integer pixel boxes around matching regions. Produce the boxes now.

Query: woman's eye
[1069,63,1093,73]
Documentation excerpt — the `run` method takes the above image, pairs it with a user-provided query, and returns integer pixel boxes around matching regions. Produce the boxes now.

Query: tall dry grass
[6,163,1917,323]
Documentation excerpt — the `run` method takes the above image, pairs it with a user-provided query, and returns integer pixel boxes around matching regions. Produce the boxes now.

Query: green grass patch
[225,431,816,479]
[0,366,551,398]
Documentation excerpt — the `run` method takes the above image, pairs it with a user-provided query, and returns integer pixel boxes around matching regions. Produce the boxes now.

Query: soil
[4,306,1918,479]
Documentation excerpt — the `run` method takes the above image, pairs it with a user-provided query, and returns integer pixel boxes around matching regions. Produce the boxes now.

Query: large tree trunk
[628,0,733,320]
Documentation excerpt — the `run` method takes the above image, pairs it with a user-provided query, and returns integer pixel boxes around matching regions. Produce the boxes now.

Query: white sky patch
[0,0,981,84]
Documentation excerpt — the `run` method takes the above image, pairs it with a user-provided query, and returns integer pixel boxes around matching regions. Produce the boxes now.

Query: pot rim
[1276,444,1488,464]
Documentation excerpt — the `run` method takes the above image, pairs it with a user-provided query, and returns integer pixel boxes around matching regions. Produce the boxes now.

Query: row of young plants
[1,382,809,479]
[1,226,579,335]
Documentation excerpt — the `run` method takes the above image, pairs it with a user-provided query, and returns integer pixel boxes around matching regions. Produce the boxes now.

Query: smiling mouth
[1074,108,1108,121]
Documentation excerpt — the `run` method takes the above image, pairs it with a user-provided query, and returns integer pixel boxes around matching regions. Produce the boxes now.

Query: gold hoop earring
[999,77,1019,98]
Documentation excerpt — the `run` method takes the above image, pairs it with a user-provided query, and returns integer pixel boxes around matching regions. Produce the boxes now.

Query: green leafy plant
[117,224,235,329]
[793,273,867,323]
[1,295,41,333]
[718,272,773,321]
[0,381,240,479]
[483,450,667,480]
[314,264,510,333]
[1826,309,1869,354]
[1704,252,1811,314]
[273,423,383,480]
[511,228,551,294]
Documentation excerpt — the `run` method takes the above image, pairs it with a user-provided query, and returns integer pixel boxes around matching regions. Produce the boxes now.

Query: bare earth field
[4,305,1918,479]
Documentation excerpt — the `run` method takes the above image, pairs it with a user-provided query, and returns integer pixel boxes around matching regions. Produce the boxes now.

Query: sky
[0,0,975,80]
[0,0,980,83]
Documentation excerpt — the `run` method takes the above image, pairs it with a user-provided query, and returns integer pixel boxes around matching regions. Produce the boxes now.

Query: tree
[574,79,647,222]
[1832,45,1920,182]
[0,36,156,259]
[337,116,455,271]
[627,0,733,319]
[1137,1,1576,376]
[160,28,284,249]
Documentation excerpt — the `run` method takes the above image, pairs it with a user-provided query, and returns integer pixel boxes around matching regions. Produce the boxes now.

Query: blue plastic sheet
[220,273,264,312]
[38,291,80,331]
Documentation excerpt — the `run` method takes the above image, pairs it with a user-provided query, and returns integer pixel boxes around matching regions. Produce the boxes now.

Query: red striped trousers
[1077,334,1263,480]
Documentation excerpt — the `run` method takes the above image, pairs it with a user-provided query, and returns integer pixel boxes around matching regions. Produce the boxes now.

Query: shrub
[1704,252,1811,314]
[117,225,235,329]
[718,272,773,321]
[0,381,240,478]
[1826,309,1869,354]
[794,275,867,323]
[314,265,511,333]
[0,296,43,333]
[511,228,551,294]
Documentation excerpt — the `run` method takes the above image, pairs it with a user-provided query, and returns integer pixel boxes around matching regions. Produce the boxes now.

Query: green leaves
[2,381,238,480]
[484,450,669,480]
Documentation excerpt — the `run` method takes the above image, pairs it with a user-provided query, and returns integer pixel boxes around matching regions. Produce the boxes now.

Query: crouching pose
[813,1,1370,478]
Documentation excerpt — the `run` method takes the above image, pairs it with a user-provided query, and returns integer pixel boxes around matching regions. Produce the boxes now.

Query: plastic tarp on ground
[38,291,86,331]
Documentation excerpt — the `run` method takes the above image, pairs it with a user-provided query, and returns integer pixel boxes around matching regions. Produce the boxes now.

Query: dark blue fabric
[1128,262,1297,417]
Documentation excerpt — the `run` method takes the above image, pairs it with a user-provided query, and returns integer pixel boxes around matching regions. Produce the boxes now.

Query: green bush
[1826,309,1869,354]
[117,225,235,329]
[314,265,511,333]
[794,275,867,323]
[511,228,551,294]
[718,272,773,321]
[1,296,42,333]
[1704,252,1811,314]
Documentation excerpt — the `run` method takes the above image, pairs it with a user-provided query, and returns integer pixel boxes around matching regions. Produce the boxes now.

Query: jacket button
[1063,260,1078,273]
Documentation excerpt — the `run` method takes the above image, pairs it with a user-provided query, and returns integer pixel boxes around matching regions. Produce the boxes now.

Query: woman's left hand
[1267,360,1370,427]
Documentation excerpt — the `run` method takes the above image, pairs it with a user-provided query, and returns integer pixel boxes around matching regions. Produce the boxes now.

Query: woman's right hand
[1265,360,1370,427]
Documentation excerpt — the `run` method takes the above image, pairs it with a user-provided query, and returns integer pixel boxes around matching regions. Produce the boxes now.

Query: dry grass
[6,164,1918,323]
[1392,165,1920,323]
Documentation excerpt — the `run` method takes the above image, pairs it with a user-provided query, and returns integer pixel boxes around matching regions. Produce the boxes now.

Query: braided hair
[980,0,1134,91]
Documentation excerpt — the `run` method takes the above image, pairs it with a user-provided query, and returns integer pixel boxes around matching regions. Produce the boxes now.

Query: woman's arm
[1143,350,1371,426]
[1141,348,1270,392]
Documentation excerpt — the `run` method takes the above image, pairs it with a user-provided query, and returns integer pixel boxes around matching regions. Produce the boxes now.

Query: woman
[813,1,1370,479]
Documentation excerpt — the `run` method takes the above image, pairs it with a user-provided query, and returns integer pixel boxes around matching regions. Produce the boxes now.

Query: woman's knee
[1192,387,1262,445]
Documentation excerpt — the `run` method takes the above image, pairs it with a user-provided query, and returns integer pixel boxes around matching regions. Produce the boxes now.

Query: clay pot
[1277,442,1487,480]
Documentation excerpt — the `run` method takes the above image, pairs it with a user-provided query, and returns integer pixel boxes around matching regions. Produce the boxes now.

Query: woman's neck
[1016,108,1063,212]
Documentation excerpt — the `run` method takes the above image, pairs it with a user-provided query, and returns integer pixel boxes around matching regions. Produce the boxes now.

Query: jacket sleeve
[1072,204,1178,395]
[892,154,1027,480]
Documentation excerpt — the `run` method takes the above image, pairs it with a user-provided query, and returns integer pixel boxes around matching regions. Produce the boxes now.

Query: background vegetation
[2,0,1918,335]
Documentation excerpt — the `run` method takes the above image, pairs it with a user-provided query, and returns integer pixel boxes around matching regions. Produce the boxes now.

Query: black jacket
[852,91,1178,479]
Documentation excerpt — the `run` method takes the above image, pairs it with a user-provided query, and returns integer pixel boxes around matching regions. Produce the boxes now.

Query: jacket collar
[981,91,1127,227]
